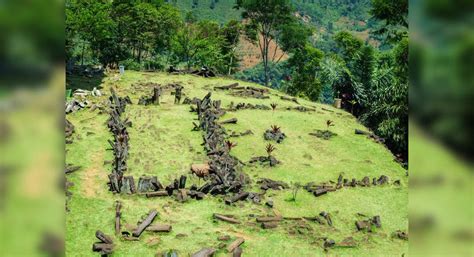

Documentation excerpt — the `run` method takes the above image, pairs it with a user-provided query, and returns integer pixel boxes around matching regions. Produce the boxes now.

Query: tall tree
[235,0,294,86]
[221,20,243,75]
[370,0,408,42]
[286,44,324,100]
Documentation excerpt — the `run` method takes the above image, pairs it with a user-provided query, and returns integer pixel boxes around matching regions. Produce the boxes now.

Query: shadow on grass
[66,73,105,91]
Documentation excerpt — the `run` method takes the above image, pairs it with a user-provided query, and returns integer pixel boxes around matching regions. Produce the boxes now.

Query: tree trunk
[228,54,234,76]
[263,31,270,87]
[81,41,86,66]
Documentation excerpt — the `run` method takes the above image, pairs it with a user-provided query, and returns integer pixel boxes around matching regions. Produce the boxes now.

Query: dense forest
[66,0,408,163]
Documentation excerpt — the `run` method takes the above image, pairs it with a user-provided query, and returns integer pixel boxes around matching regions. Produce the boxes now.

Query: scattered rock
[265,200,274,208]
[249,155,280,167]
[191,248,216,257]
[355,215,381,232]
[323,239,335,249]
[227,238,245,253]
[319,211,333,226]
[217,235,231,241]
[264,126,286,143]
[309,130,337,140]
[258,178,289,190]
[232,247,243,257]
[393,230,408,240]
[280,96,299,104]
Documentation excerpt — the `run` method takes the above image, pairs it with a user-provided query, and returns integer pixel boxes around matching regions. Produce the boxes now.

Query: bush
[120,59,142,71]
[234,62,289,89]
[142,56,166,71]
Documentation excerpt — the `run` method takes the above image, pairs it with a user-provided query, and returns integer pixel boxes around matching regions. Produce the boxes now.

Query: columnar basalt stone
[192,92,245,196]
[174,85,183,104]
[106,89,131,193]
[65,119,75,144]
[227,102,271,111]
[92,231,114,255]
[305,175,392,198]
[137,176,162,193]
[257,178,289,190]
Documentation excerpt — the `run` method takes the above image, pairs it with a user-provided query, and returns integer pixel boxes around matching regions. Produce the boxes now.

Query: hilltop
[65,71,407,256]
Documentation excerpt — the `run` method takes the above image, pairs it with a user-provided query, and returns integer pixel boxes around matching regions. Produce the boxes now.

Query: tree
[221,20,243,75]
[370,0,408,27]
[171,20,232,72]
[111,0,180,63]
[370,0,408,42]
[333,31,363,63]
[286,44,324,100]
[67,0,125,67]
[235,0,294,86]
[291,182,302,201]
[172,23,201,70]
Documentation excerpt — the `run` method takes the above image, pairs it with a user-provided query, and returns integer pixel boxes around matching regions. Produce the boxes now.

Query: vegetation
[290,182,302,202]
[326,120,334,130]
[265,143,276,157]
[66,72,408,256]
[235,0,295,86]
[66,0,408,161]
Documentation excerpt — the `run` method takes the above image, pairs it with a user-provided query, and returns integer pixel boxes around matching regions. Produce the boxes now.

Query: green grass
[66,71,408,256]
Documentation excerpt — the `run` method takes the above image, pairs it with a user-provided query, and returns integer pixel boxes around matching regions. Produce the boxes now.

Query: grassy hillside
[66,71,407,256]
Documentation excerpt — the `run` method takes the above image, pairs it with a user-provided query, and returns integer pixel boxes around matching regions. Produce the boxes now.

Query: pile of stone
[257,178,289,191]
[227,102,271,111]
[191,92,245,196]
[264,125,287,143]
[214,82,269,99]
[355,215,382,232]
[106,88,132,193]
[65,119,75,144]
[286,106,316,112]
[73,87,102,97]
[191,66,216,78]
[65,99,90,114]
[355,129,385,144]
[309,130,337,140]
[249,155,280,167]
[280,96,299,104]
[304,174,391,198]
[392,230,408,240]
[228,130,253,138]
[92,231,114,255]
[167,66,186,75]
[231,87,270,99]
[182,97,201,105]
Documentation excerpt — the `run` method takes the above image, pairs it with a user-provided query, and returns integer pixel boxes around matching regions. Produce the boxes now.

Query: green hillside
[171,0,380,50]
[66,71,408,256]
[171,0,242,24]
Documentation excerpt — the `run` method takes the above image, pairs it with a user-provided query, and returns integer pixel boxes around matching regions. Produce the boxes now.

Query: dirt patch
[230,231,254,241]
[81,151,107,197]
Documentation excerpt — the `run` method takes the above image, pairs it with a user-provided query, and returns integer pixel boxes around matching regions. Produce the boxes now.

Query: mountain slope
[66,71,407,256]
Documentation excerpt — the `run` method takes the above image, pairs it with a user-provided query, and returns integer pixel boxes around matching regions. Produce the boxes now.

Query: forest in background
[66,0,408,163]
